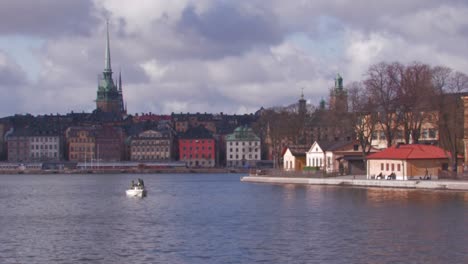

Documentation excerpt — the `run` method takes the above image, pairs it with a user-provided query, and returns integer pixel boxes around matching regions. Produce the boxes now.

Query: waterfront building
[7,128,62,162]
[178,126,215,167]
[282,145,308,171]
[66,125,125,162]
[95,21,126,116]
[225,126,261,168]
[130,129,173,161]
[306,140,377,174]
[95,125,125,162]
[66,127,96,162]
[366,144,459,180]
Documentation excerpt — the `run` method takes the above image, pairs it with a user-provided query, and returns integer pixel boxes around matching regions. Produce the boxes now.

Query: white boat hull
[126,188,147,197]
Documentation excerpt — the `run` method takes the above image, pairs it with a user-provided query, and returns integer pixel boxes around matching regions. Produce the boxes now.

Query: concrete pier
[241,176,468,191]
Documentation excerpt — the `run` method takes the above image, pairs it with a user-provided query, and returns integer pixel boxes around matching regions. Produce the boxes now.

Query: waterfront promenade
[241,175,468,191]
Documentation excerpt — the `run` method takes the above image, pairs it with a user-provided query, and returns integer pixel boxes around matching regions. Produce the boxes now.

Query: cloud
[0,51,27,115]
[0,0,99,37]
[1,0,468,117]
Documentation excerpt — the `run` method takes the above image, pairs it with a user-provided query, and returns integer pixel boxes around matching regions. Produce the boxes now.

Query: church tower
[298,88,307,116]
[329,73,348,113]
[96,21,125,115]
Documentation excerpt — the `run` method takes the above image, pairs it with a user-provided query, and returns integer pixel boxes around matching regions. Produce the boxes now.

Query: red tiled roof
[367,144,451,160]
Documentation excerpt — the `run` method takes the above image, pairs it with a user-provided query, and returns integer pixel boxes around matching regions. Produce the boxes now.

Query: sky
[0,0,467,117]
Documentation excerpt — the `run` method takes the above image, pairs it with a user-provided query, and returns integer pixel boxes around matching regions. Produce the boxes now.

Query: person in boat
[131,180,135,188]
[136,178,144,188]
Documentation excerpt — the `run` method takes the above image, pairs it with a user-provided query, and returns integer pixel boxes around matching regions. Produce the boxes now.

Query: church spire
[118,70,122,92]
[104,19,112,74]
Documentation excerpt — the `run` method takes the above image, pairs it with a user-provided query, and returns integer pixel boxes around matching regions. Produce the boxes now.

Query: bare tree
[364,62,401,147]
[397,62,435,144]
[348,81,378,164]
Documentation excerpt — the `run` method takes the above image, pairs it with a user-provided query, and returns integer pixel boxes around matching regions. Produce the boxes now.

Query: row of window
[180,140,213,144]
[380,163,402,172]
[182,154,213,159]
[132,155,169,160]
[70,147,93,152]
[132,141,169,146]
[372,129,438,141]
[182,146,213,151]
[308,157,323,167]
[228,154,258,160]
[30,137,58,142]
[131,147,169,152]
[228,148,258,153]
[69,138,94,143]
[228,141,259,146]
[31,145,58,150]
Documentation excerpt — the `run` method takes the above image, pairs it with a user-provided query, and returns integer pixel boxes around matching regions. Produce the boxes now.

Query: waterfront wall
[241,176,468,191]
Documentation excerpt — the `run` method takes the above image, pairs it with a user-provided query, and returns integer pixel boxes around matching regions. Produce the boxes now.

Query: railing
[249,168,339,178]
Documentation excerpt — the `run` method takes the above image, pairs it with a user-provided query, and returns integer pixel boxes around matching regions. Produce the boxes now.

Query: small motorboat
[126,186,147,197]
[126,178,147,197]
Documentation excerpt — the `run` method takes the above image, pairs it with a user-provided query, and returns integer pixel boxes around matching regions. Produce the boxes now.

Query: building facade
[95,126,125,162]
[178,126,215,167]
[366,144,453,180]
[66,127,96,162]
[7,128,62,163]
[130,129,173,161]
[225,126,261,167]
[282,145,308,171]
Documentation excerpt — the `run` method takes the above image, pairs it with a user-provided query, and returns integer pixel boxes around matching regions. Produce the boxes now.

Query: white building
[366,144,453,180]
[29,135,61,161]
[306,140,373,174]
[226,126,261,167]
[283,145,308,171]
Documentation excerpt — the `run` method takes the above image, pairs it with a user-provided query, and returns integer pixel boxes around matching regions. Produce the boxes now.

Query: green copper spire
[104,19,112,74]
[319,98,326,109]
[335,73,343,90]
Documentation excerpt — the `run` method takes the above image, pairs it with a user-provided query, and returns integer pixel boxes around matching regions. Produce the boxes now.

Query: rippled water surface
[0,173,467,264]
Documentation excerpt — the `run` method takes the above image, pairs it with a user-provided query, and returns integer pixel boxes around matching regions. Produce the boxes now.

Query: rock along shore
[241,176,468,192]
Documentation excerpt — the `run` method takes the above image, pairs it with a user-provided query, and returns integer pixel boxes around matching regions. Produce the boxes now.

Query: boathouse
[366,144,453,180]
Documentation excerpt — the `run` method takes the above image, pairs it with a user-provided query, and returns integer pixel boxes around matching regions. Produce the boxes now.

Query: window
[397,164,401,171]
[372,131,378,140]
[379,131,386,140]
[391,164,395,171]
[381,163,384,171]
[429,129,437,139]
[353,145,359,151]
[386,163,389,171]
[421,129,428,139]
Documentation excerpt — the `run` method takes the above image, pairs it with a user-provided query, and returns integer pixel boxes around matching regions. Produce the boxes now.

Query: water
[0,173,467,264]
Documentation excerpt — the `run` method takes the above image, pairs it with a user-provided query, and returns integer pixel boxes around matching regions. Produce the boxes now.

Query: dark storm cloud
[0,0,99,36]
[176,3,283,58]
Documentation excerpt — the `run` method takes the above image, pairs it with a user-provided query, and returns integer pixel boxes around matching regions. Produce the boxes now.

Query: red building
[178,126,215,167]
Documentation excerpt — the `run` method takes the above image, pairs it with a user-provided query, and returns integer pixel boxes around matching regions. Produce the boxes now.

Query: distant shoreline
[0,168,248,175]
